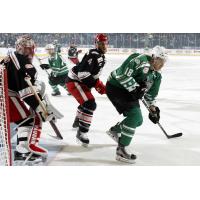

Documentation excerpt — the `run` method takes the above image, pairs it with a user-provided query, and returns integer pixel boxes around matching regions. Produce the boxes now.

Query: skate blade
[76,138,89,148]
[48,134,63,140]
[106,131,118,143]
[116,155,136,164]
[14,157,46,166]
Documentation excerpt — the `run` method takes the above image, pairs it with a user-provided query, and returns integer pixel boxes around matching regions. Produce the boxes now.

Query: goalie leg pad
[28,113,48,156]
[16,126,32,154]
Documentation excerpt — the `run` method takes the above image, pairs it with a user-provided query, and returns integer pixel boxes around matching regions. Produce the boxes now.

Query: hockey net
[0,65,12,166]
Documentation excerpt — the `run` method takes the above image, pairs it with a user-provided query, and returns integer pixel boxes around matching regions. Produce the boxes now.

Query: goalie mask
[15,35,36,59]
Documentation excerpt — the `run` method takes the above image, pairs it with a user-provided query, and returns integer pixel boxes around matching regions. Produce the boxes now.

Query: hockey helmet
[95,33,108,44]
[152,46,167,62]
[45,44,55,50]
[45,44,55,55]
[16,35,35,57]
[95,34,108,53]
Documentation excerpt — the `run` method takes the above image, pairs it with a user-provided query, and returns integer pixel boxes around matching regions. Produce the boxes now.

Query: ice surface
[11,54,200,165]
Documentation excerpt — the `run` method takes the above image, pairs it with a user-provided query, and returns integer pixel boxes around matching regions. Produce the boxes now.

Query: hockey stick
[24,77,63,140]
[35,55,49,61]
[141,98,183,139]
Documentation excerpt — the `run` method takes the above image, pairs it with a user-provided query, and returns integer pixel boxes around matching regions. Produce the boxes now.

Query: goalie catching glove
[148,106,160,124]
[35,95,64,122]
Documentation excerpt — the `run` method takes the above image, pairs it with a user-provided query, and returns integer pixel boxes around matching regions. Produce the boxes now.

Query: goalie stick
[24,77,63,140]
[141,98,183,139]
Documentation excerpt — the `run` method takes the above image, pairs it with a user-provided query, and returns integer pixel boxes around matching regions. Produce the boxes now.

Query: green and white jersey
[108,53,162,105]
[48,52,68,76]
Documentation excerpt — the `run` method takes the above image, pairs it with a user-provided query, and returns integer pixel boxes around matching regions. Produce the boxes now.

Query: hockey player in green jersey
[106,46,167,163]
[53,39,61,53]
[40,44,69,96]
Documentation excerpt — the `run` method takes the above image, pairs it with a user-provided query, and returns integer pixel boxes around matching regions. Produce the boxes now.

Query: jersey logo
[143,67,149,74]
[134,58,140,65]
[88,58,92,65]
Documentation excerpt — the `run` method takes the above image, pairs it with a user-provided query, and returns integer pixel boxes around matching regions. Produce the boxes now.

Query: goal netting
[0,65,12,166]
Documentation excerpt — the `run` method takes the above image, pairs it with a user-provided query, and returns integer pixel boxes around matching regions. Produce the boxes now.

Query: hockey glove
[148,106,160,124]
[35,100,56,122]
[131,82,147,100]
[95,79,106,95]
[40,64,50,70]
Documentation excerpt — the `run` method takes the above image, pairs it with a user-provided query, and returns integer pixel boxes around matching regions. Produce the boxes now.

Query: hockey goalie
[0,35,63,165]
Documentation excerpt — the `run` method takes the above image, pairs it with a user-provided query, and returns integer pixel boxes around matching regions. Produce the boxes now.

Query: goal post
[0,65,12,166]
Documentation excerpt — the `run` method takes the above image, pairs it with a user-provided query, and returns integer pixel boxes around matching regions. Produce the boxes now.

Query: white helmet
[152,46,167,61]
[45,44,55,50]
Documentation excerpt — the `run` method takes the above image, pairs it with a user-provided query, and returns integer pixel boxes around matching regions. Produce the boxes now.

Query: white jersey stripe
[10,97,27,119]
[121,131,133,138]
[122,124,135,131]
[74,82,88,102]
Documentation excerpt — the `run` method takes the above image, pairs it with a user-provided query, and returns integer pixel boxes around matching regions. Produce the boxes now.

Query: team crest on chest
[134,58,140,65]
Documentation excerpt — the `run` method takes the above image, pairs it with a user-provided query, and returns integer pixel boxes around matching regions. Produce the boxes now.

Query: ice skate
[76,129,89,147]
[116,145,136,164]
[72,117,79,128]
[14,151,46,166]
[51,90,61,96]
[106,122,121,143]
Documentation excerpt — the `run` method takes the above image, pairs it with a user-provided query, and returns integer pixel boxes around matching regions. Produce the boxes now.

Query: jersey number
[125,68,134,77]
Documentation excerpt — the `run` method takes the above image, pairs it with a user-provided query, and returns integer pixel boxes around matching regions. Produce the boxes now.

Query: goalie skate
[14,151,47,166]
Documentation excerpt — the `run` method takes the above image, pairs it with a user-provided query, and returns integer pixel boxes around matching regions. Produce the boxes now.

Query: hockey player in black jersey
[66,34,108,147]
[1,35,59,164]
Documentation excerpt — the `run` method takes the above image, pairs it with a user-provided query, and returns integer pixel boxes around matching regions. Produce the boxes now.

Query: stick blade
[49,121,63,140]
[48,134,63,140]
[168,132,183,139]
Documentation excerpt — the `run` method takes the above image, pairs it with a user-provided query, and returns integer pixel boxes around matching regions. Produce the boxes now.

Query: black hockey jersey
[67,48,106,88]
[3,51,40,110]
